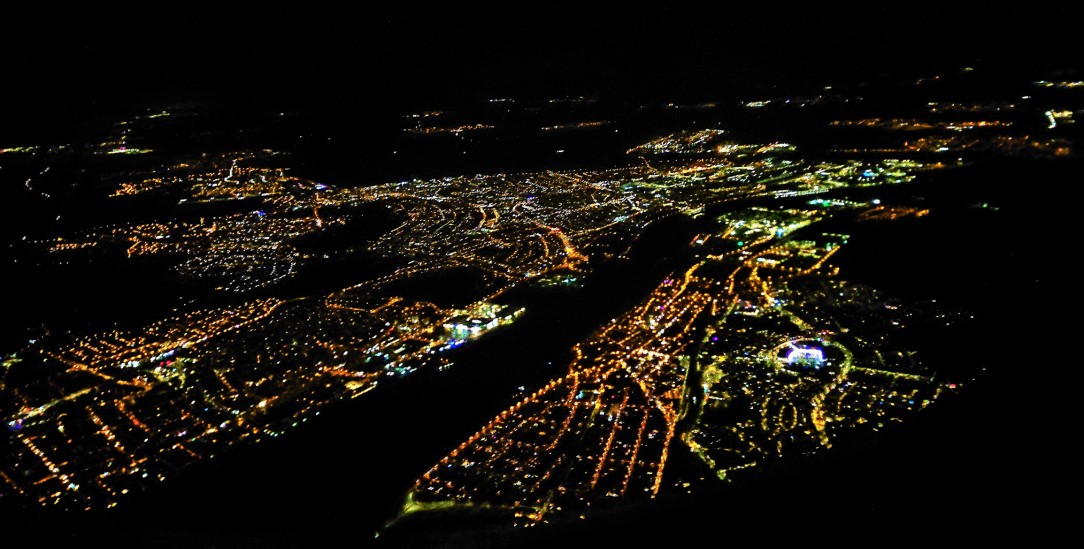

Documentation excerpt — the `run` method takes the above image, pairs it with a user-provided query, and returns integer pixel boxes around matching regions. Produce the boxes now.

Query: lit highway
[0,91,1062,514]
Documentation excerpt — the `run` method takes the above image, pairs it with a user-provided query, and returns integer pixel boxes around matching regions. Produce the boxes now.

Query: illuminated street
[0,8,1077,545]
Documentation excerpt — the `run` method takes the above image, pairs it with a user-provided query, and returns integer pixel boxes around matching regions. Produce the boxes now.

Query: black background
[1,4,1077,138]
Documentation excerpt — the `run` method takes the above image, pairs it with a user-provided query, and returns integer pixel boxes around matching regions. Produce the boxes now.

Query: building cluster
[6,90,1058,513]
[406,196,957,523]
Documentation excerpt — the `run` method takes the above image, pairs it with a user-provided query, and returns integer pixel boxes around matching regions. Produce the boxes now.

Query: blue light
[786,347,825,368]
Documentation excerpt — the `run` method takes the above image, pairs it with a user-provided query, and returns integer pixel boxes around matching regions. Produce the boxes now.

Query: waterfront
[2,61,1076,545]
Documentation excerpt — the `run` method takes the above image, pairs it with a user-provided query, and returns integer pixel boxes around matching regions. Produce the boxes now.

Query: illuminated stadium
[771,337,848,373]
[786,346,825,368]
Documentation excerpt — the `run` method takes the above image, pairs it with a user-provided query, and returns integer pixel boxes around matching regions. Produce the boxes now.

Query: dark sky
[1,5,1075,134]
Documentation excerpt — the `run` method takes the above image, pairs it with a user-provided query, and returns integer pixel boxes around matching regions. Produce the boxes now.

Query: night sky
[2,5,1075,138]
